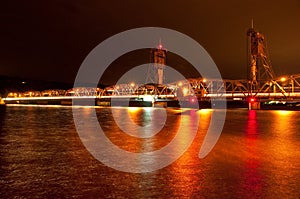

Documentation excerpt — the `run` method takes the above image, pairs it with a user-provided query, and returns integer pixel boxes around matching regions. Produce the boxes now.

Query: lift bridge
[4,25,300,109]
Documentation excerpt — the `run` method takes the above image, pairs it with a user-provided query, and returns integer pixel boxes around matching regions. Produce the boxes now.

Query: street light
[280,77,286,82]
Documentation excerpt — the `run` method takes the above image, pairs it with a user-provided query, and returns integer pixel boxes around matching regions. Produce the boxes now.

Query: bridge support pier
[248,102,261,110]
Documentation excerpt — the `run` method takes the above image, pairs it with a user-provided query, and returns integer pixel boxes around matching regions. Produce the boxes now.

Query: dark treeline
[0,76,72,97]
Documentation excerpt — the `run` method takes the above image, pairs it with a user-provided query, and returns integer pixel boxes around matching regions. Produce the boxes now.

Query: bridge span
[3,75,300,109]
[3,25,300,110]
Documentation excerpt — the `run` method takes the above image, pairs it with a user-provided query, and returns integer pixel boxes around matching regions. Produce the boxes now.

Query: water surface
[0,105,299,198]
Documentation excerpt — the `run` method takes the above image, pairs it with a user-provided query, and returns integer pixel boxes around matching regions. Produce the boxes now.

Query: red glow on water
[242,110,263,196]
[246,110,258,135]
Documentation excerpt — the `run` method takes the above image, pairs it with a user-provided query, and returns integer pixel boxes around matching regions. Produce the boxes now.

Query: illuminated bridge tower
[247,21,275,92]
[147,42,167,85]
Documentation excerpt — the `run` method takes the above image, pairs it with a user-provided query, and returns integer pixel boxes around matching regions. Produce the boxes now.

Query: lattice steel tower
[247,21,275,92]
[146,42,167,85]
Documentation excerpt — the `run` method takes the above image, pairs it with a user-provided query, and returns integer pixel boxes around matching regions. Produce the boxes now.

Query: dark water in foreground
[0,105,299,198]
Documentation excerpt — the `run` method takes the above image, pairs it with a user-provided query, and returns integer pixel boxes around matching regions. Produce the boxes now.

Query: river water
[0,105,299,198]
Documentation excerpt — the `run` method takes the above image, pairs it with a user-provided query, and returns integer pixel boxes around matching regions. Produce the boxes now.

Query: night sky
[1,0,300,85]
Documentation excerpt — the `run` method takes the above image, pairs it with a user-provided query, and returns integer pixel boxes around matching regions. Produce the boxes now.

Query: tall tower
[147,42,167,85]
[247,21,275,92]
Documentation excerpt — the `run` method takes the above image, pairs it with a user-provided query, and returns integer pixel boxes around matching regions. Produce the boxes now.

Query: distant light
[190,97,196,103]
[130,83,135,87]
[202,78,207,83]
[248,97,256,103]
[233,98,242,101]
[280,77,286,82]
[178,82,183,87]
[22,81,26,84]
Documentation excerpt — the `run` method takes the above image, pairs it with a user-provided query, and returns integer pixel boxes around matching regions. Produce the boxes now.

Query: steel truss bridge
[4,25,300,107]
[5,74,300,102]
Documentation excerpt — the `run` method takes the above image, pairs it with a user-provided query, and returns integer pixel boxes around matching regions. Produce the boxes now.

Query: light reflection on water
[0,106,299,198]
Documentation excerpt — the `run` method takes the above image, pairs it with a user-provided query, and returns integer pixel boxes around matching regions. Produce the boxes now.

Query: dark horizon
[1,1,300,85]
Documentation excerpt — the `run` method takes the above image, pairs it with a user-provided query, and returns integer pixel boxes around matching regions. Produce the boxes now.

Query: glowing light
[143,95,153,102]
[202,78,207,83]
[130,83,135,87]
[280,77,286,82]
[190,97,196,103]
[233,98,242,101]
[249,97,256,103]
[198,109,212,115]
[128,107,139,113]
[4,96,97,101]
[276,110,292,116]
[178,82,183,87]
[182,87,189,96]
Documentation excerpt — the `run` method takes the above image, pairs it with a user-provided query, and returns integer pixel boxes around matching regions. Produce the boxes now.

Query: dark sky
[1,0,300,85]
